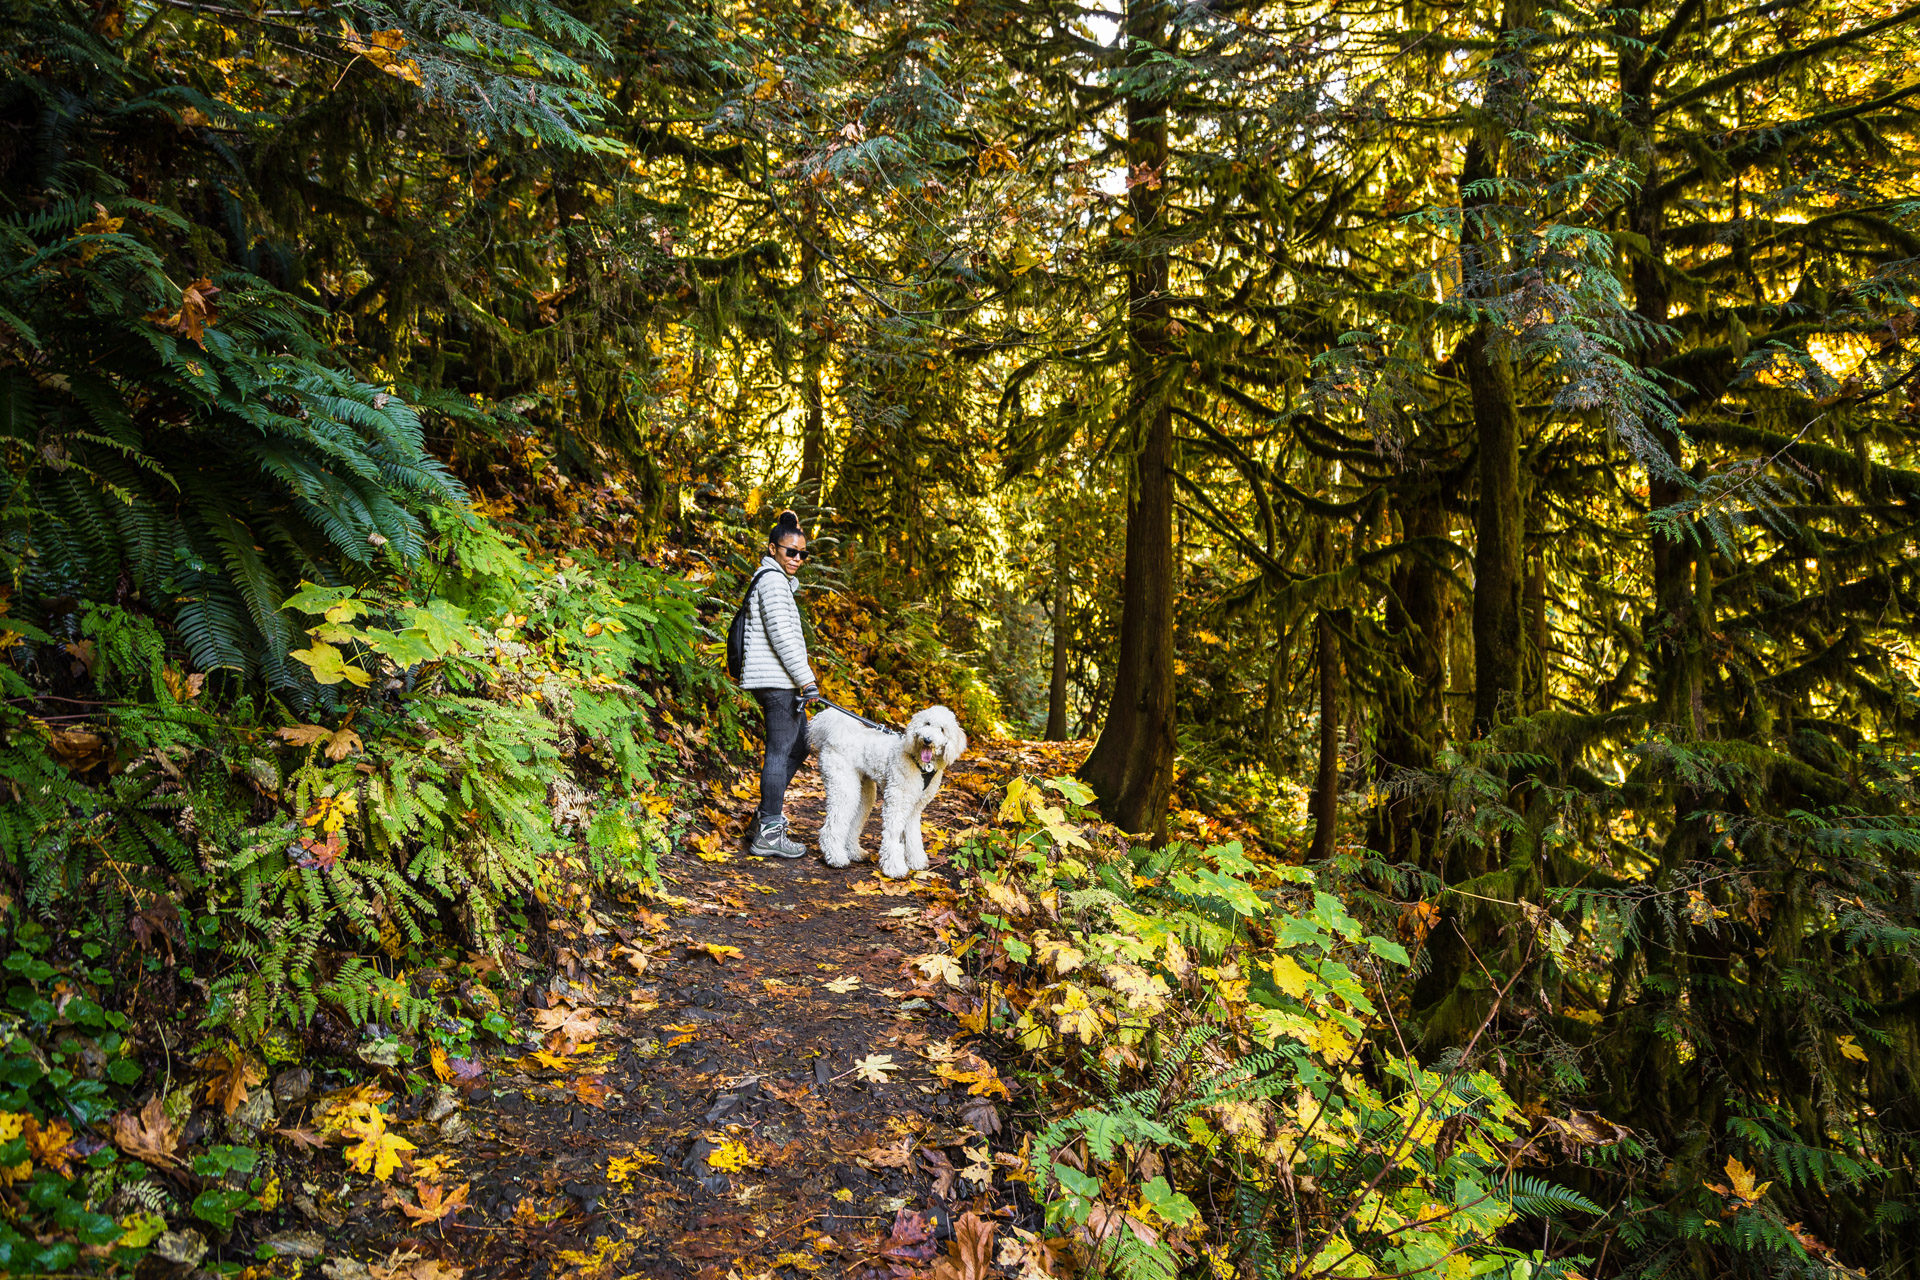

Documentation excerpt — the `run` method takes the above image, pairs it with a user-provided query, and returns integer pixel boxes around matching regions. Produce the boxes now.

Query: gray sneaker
[749,815,807,859]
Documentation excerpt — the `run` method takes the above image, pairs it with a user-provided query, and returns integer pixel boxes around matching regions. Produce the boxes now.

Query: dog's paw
[822,847,853,869]
[878,855,911,880]
[906,847,929,872]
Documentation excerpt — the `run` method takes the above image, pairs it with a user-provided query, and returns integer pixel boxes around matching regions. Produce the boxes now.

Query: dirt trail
[336,745,1026,1279]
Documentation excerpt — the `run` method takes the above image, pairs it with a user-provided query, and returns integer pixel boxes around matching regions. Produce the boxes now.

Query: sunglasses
[773,544,811,561]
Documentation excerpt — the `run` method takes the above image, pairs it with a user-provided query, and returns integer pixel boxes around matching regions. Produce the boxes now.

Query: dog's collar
[920,766,939,791]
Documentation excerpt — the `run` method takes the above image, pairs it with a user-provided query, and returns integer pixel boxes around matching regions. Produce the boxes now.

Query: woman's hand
[801,682,821,705]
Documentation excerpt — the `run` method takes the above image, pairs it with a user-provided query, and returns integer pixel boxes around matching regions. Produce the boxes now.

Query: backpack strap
[743,566,780,632]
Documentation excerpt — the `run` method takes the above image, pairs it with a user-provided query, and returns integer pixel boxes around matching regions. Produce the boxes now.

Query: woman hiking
[738,510,821,859]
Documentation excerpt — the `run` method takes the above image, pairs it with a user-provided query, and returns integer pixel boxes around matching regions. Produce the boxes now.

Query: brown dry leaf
[399,1180,470,1225]
[201,1046,266,1116]
[531,1003,601,1052]
[930,1212,996,1280]
[326,726,364,761]
[957,1095,1002,1136]
[612,944,649,975]
[276,724,331,747]
[921,1146,959,1199]
[273,1126,330,1151]
[572,1075,611,1110]
[47,726,111,771]
[111,1095,181,1166]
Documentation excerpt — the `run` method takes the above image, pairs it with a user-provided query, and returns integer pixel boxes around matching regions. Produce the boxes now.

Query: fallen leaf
[112,1096,180,1166]
[958,1096,1002,1136]
[852,1053,898,1085]
[914,953,967,988]
[572,1075,611,1109]
[931,1211,997,1280]
[687,941,744,965]
[879,1208,938,1263]
[344,1123,416,1182]
[707,1140,758,1172]
[399,1180,470,1225]
[531,1004,601,1052]
[921,1147,959,1198]
[327,725,364,761]
[201,1045,266,1117]
[276,723,331,747]
[273,1126,330,1151]
[824,975,860,994]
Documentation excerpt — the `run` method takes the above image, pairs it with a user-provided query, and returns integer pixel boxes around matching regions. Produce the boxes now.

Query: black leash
[800,696,942,791]
[799,694,901,735]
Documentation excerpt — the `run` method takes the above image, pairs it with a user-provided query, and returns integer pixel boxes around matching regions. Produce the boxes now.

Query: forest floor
[303,739,1069,1280]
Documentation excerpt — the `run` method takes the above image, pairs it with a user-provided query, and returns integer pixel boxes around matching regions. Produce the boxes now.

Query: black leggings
[752,688,810,821]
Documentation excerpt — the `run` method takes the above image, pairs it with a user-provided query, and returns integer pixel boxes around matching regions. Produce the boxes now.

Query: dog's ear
[952,720,968,759]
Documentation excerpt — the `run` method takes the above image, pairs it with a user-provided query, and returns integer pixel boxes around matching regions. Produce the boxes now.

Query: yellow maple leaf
[1035,934,1085,975]
[689,940,744,964]
[1721,1155,1771,1204]
[345,1123,415,1182]
[1052,986,1104,1044]
[1271,954,1315,1000]
[1836,1034,1868,1062]
[914,954,966,987]
[1105,963,1170,1012]
[852,1053,899,1084]
[707,1140,758,1172]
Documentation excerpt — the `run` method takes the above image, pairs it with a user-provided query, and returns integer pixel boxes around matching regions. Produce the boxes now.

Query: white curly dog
[808,705,968,878]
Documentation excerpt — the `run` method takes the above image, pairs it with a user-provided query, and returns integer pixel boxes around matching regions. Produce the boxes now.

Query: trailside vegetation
[2,0,1918,1275]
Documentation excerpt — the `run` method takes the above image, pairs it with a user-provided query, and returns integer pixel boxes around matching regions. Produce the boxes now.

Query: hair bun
[770,509,804,538]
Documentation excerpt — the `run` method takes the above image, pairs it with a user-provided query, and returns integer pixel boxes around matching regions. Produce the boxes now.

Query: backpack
[725,567,781,683]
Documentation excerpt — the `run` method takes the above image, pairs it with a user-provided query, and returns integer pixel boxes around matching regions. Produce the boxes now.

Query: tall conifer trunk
[1046,533,1071,741]
[1080,0,1176,840]
[1461,141,1525,738]
[1308,610,1341,860]
[799,206,826,491]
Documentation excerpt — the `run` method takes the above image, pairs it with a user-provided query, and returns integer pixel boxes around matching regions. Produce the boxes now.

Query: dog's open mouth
[920,747,935,767]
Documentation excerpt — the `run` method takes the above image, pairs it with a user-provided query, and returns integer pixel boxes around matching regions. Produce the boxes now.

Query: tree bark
[1046,533,1071,741]
[798,213,826,491]
[1377,490,1449,860]
[1308,610,1341,861]
[1462,148,1526,737]
[1080,0,1177,839]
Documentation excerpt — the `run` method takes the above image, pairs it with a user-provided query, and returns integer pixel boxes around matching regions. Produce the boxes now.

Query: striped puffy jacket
[737,556,817,691]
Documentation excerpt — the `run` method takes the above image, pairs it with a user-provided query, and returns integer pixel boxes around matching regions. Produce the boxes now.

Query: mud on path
[321,743,1041,1280]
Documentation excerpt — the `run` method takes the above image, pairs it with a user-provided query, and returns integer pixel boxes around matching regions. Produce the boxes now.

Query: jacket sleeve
[755,576,817,688]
